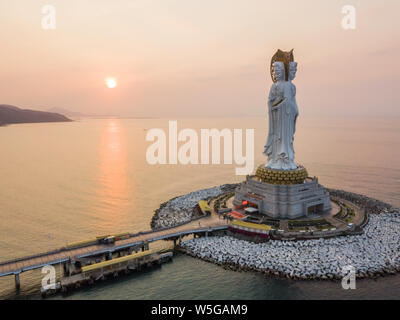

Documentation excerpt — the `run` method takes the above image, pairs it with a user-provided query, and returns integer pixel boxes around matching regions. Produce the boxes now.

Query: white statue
[263,61,299,170]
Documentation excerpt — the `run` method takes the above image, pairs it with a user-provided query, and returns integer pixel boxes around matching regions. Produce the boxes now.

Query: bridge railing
[0,247,70,267]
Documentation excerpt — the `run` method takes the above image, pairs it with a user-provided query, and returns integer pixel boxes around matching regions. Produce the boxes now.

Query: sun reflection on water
[95,119,131,230]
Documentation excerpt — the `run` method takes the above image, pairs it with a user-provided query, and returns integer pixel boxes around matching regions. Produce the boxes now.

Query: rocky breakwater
[327,188,398,214]
[151,186,224,229]
[182,212,400,280]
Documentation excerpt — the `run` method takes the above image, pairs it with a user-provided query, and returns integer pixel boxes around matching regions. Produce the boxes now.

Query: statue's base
[234,167,331,219]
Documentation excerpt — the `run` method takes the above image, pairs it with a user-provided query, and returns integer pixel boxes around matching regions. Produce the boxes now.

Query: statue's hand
[272,98,284,110]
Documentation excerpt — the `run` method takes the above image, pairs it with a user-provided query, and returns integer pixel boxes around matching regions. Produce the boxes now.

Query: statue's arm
[268,83,285,111]
[267,84,275,104]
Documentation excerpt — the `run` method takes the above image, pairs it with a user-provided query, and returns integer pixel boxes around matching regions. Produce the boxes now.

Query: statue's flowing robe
[264,81,298,170]
[264,83,279,158]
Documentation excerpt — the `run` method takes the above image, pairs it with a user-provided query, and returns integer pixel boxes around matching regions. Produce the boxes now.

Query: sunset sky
[0,0,399,117]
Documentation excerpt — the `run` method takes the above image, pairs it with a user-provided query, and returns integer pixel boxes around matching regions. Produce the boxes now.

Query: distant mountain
[0,105,71,126]
[46,107,88,118]
[47,107,115,119]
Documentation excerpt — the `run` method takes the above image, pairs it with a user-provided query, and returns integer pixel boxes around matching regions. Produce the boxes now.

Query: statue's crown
[270,49,294,82]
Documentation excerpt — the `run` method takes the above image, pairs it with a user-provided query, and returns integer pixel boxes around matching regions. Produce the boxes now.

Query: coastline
[0,119,73,127]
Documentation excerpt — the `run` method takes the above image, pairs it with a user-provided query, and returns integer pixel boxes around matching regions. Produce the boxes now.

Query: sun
[106,77,117,89]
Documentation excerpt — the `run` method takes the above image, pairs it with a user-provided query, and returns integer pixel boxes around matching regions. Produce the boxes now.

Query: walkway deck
[0,215,229,278]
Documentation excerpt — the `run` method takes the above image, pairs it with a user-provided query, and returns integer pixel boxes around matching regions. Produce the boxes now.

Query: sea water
[0,116,399,299]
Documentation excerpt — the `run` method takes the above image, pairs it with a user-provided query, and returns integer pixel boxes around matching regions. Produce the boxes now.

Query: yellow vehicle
[66,238,98,249]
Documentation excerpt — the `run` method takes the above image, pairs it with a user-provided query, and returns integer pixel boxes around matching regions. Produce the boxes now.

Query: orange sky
[0,0,399,117]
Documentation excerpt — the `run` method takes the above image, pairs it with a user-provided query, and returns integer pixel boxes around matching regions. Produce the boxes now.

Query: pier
[0,216,229,291]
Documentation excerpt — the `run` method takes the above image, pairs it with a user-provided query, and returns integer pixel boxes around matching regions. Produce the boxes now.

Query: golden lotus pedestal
[255,165,308,185]
[234,165,332,219]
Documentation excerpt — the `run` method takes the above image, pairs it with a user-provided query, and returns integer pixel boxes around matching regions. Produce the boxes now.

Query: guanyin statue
[235,49,332,218]
[263,50,299,170]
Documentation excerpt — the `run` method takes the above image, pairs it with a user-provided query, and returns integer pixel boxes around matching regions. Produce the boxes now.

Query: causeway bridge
[0,216,229,289]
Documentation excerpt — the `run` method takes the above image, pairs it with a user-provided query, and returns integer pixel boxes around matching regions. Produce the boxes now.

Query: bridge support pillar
[178,235,182,245]
[205,231,208,238]
[15,273,20,290]
[145,243,149,251]
[63,263,70,276]
[106,252,112,260]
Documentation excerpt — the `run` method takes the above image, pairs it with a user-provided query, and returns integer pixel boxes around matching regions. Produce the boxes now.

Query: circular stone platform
[255,165,308,185]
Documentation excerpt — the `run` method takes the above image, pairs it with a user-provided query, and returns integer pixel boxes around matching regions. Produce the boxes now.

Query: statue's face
[289,62,297,81]
[273,62,285,81]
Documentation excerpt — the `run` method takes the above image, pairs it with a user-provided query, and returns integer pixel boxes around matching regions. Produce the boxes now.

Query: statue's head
[273,62,285,82]
[270,49,294,82]
[289,62,298,81]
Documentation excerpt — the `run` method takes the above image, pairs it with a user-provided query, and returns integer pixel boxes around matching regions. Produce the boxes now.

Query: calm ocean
[0,116,399,299]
